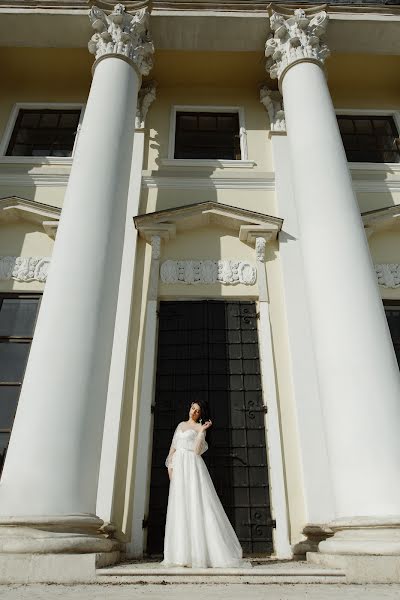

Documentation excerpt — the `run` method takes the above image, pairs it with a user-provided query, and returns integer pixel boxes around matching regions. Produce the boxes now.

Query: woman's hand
[200,419,212,432]
[168,467,173,481]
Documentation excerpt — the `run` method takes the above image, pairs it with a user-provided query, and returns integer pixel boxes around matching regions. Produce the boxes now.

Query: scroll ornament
[88,4,154,76]
[265,9,330,81]
[0,257,50,282]
[160,260,257,286]
[259,86,286,132]
[375,264,400,288]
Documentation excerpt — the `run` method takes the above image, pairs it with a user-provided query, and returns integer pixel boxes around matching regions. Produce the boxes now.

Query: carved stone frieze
[265,9,330,83]
[160,260,257,286]
[375,264,400,288]
[259,86,286,132]
[0,257,50,282]
[136,80,157,129]
[88,3,154,75]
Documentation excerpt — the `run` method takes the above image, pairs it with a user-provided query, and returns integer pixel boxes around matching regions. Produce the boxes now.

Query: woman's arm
[193,420,212,455]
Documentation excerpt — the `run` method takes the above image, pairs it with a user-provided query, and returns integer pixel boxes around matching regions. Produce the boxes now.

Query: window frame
[335,108,400,169]
[0,103,85,163]
[166,105,252,166]
[0,292,42,473]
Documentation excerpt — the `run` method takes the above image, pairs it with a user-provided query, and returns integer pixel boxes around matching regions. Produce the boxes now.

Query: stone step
[96,560,347,584]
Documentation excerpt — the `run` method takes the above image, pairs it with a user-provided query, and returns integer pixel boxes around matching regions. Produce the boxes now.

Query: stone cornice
[88,3,154,75]
[265,7,330,86]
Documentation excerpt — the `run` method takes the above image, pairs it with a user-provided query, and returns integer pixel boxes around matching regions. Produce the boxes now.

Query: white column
[0,4,154,553]
[260,88,335,548]
[96,82,157,525]
[266,8,400,554]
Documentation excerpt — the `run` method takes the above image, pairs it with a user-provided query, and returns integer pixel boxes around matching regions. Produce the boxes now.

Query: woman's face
[189,403,201,421]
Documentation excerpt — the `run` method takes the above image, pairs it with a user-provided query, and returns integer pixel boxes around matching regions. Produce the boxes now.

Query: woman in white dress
[162,400,250,568]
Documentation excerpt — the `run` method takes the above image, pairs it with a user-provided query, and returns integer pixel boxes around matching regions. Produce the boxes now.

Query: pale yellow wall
[144,84,272,172]
[158,225,258,298]
[0,222,54,292]
[140,188,276,217]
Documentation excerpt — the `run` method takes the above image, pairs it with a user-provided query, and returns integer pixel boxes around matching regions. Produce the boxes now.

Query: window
[337,115,400,163]
[5,109,81,157]
[384,302,400,369]
[0,294,41,474]
[174,111,241,160]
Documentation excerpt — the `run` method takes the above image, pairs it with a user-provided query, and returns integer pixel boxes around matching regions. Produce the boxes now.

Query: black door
[146,300,273,556]
[384,302,400,368]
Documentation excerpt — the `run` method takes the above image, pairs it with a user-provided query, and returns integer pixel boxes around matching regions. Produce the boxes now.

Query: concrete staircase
[96,559,347,584]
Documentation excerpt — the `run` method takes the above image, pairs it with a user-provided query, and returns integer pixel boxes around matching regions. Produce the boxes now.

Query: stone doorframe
[128,201,292,559]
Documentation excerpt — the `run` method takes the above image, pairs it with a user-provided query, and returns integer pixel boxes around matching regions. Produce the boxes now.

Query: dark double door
[146,300,274,556]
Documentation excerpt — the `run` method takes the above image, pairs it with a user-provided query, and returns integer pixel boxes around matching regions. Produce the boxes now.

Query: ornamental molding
[160,260,257,286]
[0,197,60,238]
[375,264,400,289]
[0,256,50,282]
[136,80,157,129]
[265,9,330,85]
[255,237,266,263]
[259,86,286,133]
[88,4,154,76]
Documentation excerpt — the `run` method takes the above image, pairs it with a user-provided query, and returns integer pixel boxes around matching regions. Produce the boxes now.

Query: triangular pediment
[134,201,283,245]
[0,197,60,239]
[362,204,400,236]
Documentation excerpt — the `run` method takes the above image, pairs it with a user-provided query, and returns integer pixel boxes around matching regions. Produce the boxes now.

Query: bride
[162,400,250,568]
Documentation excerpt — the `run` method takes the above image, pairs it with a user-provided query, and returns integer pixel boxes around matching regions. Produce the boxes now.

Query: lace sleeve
[165,424,180,468]
[193,430,208,456]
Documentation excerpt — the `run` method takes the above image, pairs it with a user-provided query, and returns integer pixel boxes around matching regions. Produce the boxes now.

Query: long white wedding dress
[162,422,250,568]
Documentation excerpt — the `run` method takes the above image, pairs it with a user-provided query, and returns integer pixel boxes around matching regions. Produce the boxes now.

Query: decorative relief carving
[375,264,400,288]
[88,4,154,75]
[136,80,157,129]
[0,257,50,282]
[255,237,267,263]
[265,9,330,82]
[160,260,256,286]
[259,86,286,132]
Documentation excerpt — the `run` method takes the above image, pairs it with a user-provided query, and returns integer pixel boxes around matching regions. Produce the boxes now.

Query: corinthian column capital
[88,3,154,76]
[265,8,330,87]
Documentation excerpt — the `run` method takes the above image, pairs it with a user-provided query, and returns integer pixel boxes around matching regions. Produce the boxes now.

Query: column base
[0,550,121,583]
[0,514,120,554]
[318,516,400,555]
[307,552,400,583]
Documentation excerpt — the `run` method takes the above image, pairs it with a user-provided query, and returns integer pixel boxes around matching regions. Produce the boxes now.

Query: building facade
[0,0,399,583]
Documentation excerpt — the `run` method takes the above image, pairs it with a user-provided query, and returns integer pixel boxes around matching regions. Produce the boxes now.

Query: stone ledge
[307,551,400,584]
[0,550,120,583]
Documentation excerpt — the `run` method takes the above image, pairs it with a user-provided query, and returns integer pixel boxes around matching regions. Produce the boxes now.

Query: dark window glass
[384,302,400,369]
[6,109,81,158]
[337,115,400,163]
[0,294,41,475]
[174,112,241,160]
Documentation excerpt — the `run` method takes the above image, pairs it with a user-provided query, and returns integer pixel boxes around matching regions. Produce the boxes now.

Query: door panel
[146,300,273,556]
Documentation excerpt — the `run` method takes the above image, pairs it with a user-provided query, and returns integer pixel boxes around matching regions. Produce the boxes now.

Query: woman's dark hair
[190,399,211,423]
[189,399,212,448]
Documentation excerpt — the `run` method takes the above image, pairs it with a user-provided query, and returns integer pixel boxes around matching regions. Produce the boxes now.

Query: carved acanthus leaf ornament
[265,9,330,83]
[136,80,157,129]
[259,86,286,132]
[88,3,154,75]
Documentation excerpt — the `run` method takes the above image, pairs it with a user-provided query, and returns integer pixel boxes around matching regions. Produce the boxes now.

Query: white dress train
[162,422,251,568]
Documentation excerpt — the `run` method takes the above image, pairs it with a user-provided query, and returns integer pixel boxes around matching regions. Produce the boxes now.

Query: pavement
[0,584,399,599]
